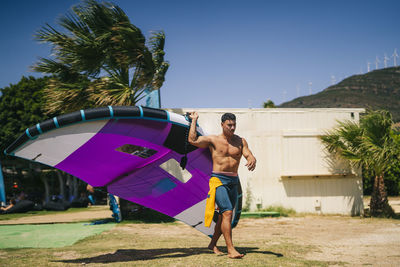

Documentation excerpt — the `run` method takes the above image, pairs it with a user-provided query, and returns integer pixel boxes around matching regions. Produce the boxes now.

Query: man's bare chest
[212,140,242,158]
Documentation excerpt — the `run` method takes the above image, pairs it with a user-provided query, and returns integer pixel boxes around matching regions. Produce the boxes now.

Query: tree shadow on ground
[56,247,283,264]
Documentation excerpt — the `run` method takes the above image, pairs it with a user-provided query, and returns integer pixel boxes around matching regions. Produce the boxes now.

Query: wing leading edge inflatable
[4,106,242,236]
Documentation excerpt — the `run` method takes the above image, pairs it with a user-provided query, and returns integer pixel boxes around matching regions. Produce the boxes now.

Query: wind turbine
[375,56,380,70]
[308,82,312,95]
[392,48,399,66]
[384,53,390,68]
[367,62,371,72]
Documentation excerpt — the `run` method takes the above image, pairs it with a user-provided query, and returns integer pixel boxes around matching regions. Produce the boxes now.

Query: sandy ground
[244,216,400,266]
[1,201,400,266]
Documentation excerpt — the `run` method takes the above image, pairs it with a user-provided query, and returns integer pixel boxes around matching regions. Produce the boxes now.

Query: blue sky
[1,0,400,108]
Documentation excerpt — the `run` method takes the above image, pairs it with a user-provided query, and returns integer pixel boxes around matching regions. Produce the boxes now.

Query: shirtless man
[188,112,256,259]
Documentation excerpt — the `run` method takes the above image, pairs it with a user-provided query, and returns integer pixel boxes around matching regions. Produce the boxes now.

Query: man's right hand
[189,111,199,121]
[187,111,211,149]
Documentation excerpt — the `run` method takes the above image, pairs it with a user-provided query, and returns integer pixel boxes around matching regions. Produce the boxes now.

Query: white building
[169,108,365,216]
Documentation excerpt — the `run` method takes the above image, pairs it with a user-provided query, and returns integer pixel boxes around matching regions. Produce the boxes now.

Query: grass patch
[241,211,280,218]
[260,206,296,217]
[0,223,115,248]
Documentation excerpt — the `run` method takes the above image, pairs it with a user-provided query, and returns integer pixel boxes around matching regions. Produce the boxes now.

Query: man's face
[221,120,236,136]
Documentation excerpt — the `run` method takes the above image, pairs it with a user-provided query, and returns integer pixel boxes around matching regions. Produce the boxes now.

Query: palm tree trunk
[369,174,394,217]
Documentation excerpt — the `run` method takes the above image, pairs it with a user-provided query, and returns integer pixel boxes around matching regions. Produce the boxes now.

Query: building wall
[168,108,365,215]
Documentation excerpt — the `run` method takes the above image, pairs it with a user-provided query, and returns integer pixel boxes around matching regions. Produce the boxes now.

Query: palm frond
[148,31,169,90]
[321,110,398,179]
[34,0,168,109]
[42,78,93,114]
[88,77,135,106]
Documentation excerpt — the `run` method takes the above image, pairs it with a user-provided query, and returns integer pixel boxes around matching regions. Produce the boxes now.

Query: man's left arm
[242,138,256,171]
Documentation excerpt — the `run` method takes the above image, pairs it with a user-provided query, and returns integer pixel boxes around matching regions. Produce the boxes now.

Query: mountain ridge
[279,66,400,122]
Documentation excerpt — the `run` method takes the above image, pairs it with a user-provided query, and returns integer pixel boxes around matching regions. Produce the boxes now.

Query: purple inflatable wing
[4,106,242,237]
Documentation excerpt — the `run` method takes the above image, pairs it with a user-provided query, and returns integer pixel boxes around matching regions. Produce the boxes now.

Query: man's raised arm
[188,112,212,149]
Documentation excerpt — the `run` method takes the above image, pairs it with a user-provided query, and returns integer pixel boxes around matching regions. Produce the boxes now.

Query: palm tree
[263,99,275,108]
[320,110,397,217]
[33,0,169,114]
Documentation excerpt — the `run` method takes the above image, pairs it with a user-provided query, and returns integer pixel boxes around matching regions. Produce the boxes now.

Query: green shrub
[261,205,296,217]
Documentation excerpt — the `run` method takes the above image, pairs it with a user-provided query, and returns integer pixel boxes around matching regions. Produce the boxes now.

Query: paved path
[0,206,112,225]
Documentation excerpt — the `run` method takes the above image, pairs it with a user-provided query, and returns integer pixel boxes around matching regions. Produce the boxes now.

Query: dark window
[116,144,157,158]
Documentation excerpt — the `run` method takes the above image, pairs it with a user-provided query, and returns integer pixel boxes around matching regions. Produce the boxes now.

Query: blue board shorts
[212,173,239,214]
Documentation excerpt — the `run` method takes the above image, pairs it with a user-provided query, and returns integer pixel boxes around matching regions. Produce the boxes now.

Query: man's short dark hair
[221,113,236,123]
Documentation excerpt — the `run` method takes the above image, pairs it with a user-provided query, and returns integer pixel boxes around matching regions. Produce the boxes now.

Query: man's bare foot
[227,250,244,259]
[208,244,224,255]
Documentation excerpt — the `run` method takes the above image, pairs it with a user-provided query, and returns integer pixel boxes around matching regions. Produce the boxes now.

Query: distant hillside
[279,67,400,122]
